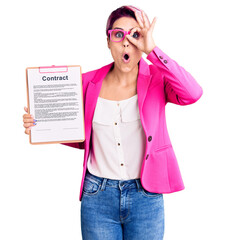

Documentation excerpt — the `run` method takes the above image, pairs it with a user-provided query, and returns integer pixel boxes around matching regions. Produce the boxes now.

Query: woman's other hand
[126,10,157,55]
[23,106,36,135]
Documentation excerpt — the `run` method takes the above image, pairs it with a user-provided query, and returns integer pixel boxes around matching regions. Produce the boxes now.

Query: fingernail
[33,122,37,125]
[33,119,37,122]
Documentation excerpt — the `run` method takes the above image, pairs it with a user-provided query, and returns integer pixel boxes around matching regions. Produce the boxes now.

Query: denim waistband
[85,169,143,191]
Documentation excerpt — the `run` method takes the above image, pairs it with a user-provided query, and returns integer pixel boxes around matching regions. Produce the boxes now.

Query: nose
[122,36,129,47]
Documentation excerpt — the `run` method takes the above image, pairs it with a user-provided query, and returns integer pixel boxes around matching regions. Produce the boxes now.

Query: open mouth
[124,54,129,60]
[123,53,130,62]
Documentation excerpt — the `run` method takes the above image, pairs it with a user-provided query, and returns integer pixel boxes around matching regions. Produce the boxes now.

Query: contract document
[26,65,85,145]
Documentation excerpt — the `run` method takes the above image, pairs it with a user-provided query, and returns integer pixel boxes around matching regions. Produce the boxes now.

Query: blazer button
[146,154,149,160]
[159,56,163,59]
[148,136,152,142]
[164,60,168,64]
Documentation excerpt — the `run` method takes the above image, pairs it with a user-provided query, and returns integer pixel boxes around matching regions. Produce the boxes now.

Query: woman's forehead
[112,17,138,30]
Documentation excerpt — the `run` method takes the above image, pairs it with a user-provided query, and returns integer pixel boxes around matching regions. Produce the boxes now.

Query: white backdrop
[0,0,225,239]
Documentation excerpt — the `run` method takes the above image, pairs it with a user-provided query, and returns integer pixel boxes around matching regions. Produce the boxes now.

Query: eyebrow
[113,27,135,31]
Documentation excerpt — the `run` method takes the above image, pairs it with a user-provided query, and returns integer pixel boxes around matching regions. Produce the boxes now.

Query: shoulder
[81,62,113,88]
[149,62,160,75]
[148,63,164,86]
[82,68,98,84]
[81,66,100,91]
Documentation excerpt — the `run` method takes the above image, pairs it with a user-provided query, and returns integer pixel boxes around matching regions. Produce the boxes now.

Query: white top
[87,94,146,180]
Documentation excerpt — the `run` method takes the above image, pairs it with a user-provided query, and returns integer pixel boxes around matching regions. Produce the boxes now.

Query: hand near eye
[126,10,157,55]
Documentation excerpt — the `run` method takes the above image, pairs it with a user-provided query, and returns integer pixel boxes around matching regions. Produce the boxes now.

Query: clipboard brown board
[26,65,85,145]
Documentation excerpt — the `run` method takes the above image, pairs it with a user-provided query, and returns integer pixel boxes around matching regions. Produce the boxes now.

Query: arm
[147,46,203,105]
[125,10,203,105]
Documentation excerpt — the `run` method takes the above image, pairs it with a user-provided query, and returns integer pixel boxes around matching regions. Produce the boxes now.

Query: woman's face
[107,16,143,73]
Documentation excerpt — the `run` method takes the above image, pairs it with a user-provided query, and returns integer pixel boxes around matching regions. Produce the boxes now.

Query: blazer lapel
[136,57,152,120]
[84,62,113,148]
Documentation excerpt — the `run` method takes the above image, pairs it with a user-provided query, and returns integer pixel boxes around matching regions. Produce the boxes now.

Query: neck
[110,63,139,87]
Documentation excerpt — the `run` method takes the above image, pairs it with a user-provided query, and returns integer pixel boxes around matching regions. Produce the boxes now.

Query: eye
[114,30,124,38]
[132,31,140,39]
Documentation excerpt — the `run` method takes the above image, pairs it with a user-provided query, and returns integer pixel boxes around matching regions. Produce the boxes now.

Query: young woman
[23,5,203,240]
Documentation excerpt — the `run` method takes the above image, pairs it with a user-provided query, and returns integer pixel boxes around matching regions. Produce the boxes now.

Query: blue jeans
[80,169,165,240]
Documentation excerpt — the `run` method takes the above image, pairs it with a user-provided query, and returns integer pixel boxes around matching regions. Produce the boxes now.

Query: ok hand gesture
[126,10,157,55]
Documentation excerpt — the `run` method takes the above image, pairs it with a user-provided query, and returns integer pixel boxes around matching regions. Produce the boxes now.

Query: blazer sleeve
[146,46,203,105]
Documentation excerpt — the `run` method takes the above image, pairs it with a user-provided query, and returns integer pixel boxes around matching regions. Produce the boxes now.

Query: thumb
[24,106,28,113]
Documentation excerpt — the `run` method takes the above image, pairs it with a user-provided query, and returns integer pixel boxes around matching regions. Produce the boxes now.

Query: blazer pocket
[154,144,172,152]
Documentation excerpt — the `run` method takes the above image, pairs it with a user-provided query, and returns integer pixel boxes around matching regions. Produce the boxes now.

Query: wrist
[145,45,157,55]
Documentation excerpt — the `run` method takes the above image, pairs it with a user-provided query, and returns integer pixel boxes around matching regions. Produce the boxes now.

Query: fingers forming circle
[130,27,143,40]
[130,27,141,35]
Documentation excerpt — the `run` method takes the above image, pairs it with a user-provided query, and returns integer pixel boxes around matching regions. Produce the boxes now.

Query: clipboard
[26,65,85,145]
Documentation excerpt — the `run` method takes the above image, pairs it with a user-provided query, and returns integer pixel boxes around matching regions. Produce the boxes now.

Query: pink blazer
[63,46,203,201]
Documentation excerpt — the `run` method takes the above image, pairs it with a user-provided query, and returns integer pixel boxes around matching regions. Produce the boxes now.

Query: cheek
[132,50,142,60]
[110,47,121,59]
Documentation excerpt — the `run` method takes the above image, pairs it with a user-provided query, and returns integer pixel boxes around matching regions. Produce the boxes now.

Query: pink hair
[106,5,143,37]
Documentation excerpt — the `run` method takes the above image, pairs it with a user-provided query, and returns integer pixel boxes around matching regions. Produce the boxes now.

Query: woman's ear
[107,37,110,49]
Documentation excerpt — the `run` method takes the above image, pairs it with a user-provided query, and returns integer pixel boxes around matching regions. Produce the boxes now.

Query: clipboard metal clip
[39,65,68,74]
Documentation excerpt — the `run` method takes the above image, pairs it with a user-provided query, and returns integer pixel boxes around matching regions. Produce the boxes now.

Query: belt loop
[100,178,107,191]
[135,179,141,192]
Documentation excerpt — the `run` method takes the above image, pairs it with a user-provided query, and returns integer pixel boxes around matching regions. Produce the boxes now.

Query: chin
[116,61,137,72]
[121,66,134,72]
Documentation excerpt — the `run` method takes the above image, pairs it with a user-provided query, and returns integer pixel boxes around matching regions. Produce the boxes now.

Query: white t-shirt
[87,94,146,180]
